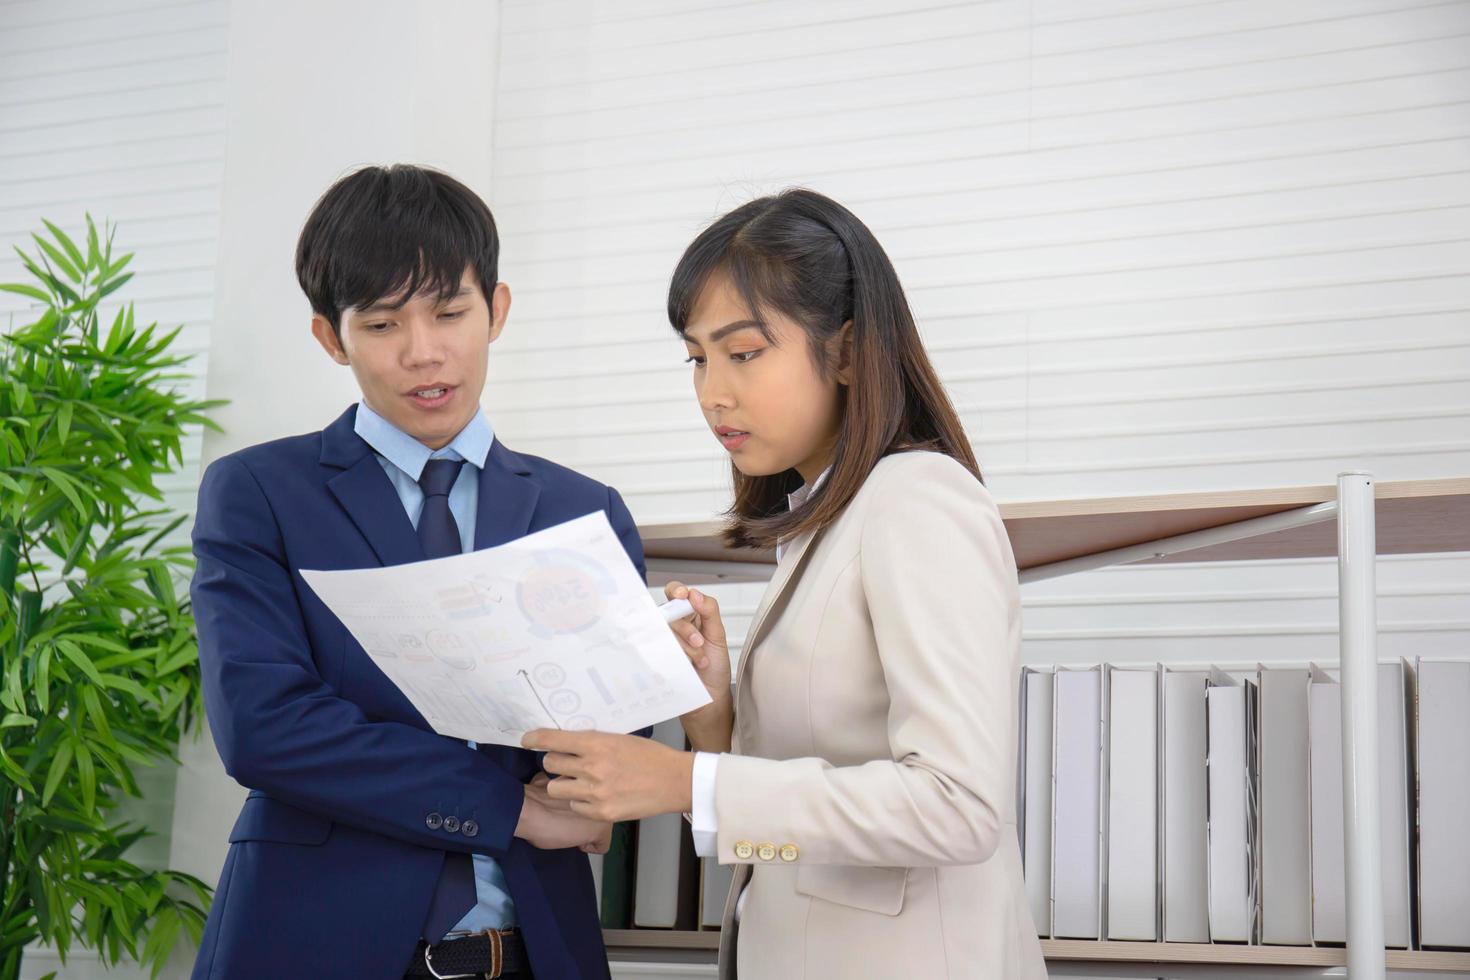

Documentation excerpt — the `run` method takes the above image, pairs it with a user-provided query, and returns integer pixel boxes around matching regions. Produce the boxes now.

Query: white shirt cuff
[689,750,720,858]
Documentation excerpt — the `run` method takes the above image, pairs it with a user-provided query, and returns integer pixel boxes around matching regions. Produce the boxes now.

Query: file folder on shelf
[699,857,734,930]
[1258,666,1311,946]
[1308,661,1413,948]
[1162,667,1210,944]
[1105,665,1159,941]
[1019,667,1054,937]
[632,719,688,928]
[1052,665,1105,940]
[1205,668,1259,944]
[1413,657,1470,950]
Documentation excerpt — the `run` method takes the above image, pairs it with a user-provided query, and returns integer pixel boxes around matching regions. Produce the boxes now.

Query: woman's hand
[514,782,613,852]
[664,580,734,752]
[521,729,695,823]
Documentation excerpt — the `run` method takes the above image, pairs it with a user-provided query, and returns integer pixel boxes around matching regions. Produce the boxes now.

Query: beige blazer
[711,451,1048,979]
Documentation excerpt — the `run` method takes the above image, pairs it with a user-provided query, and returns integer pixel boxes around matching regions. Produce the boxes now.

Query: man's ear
[310,315,350,365]
[488,282,512,344]
[834,319,855,385]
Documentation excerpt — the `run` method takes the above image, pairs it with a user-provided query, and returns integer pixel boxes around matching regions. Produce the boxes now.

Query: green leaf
[0,282,52,303]
[97,272,133,302]
[33,233,81,283]
[39,466,86,515]
[75,740,96,813]
[81,685,111,740]
[57,400,74,445]
[42,219,87,275]
[55,638,104,686]
[0,712,36,729]
[36,643,51,713]
[103,251,134,281]
[66,633,130,654]
[42,738,74,806]
[86,214,101,269]
[97,673,154,703]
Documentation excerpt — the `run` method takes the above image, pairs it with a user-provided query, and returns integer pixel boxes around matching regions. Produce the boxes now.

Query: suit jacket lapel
[735,525,825,691]
[321,407,425,568]
[320,407,544,564]
[473,441,541,551]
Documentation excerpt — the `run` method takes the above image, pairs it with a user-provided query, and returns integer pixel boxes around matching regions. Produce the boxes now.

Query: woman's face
[682,274,846,486]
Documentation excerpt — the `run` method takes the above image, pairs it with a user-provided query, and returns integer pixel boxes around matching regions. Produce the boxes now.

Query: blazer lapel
[321,407,425,568]
[735,525,825,691]
[473,441,541,550]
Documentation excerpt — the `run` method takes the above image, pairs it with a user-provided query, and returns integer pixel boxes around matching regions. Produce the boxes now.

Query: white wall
[484,0,1470,678]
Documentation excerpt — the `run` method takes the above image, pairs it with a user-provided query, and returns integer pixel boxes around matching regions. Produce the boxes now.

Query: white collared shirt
[689,466,832,921]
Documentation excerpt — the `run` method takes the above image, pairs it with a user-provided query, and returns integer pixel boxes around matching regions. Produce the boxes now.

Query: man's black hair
[295,164,499,337]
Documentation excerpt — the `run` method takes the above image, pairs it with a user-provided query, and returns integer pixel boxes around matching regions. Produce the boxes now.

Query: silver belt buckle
[423,940,478,980]
[423,928,504,980]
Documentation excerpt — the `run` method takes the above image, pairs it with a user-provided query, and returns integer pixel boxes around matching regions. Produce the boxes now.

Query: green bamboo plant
[0,217,224,979]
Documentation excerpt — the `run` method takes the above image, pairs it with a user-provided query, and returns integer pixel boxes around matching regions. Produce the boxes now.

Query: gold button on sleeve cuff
[756,842,777,861]
[733,840,755,860]
[779,844,799,862]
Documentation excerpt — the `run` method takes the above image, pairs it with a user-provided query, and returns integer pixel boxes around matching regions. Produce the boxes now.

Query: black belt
[404,928,528,979]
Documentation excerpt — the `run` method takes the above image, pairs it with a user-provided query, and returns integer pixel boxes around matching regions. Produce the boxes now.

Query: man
[190,165,638,979]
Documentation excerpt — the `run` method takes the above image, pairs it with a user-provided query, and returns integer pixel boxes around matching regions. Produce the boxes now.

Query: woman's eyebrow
[687,319,766,344]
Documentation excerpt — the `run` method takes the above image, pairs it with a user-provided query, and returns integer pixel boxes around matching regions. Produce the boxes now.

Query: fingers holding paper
[663,581,735,752]
[522,729,694,823]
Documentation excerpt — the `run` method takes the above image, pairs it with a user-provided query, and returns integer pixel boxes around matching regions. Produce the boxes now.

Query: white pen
[659,597,696,623]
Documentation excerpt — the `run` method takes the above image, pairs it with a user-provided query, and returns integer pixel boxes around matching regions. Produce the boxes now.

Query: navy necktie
[417,458,466,559]
[416,457,478,942]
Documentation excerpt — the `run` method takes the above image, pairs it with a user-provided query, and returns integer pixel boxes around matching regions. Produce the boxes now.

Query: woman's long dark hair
[668,188,981,550]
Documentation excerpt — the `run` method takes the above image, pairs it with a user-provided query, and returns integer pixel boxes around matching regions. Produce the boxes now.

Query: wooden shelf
[605,929,719,950]
[639,476,1470,583]
[604,931,1470,971]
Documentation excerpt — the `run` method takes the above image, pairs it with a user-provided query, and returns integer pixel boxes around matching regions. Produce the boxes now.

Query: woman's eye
[365,322,391,332]
[440,310,465,320]
[684,355,706,367]
[731,350,760,363]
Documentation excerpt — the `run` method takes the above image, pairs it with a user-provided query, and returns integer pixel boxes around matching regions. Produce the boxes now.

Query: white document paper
[299,511,712,746]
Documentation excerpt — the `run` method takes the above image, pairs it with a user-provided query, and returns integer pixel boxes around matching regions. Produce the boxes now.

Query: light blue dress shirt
[354,400,517,934]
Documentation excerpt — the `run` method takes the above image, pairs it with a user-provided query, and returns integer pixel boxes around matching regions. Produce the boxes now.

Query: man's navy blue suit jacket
[189,405,645,980]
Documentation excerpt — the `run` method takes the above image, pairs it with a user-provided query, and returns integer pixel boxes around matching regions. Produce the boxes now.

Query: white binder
[1308,661,1413,948]
[1019,667,1054,937]
[1106,665,1158,941]
[1258,666,1311,946]
[1205,668,1258,944]
[699,857,733,929]
[1413,658,1470,950]
[1052,665,1105,940]
[1162,667,1210,943]
[632,719,687,928]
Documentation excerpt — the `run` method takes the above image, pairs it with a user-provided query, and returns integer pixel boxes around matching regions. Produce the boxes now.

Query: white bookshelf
[617,474,1470,977]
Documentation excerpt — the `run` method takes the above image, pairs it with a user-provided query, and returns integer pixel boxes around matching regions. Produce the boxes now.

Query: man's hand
[514,784,613,852]
[521,729,694,823]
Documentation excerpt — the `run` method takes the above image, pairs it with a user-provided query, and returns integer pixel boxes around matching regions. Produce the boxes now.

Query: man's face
[312,265,509,450]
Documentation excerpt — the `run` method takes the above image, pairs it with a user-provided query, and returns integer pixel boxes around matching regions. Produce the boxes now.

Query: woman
[524,189,1048,979]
